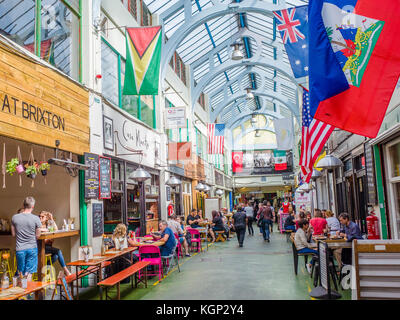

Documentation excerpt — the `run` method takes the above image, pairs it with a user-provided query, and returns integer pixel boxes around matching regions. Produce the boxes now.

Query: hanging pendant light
[203,185,210,192]
[311,169,322,181]
[130,166,151,182]
[231,43,244,60]
[216,189,224,196]
[166,175,181,186]
[316,154,343,171]
[246,88,254,100]
[195,182,205,191]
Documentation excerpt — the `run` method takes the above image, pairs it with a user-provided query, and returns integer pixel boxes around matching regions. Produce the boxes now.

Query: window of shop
[101,38,156,129]
[104,160,124,233]
[344,158,353,173]
[385,139,400,239]
[121,0,137,21]
[0,0,81,81]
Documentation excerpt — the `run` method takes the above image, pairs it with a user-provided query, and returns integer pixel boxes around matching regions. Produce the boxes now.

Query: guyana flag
[273,150,287,171]
[123,26,162,96]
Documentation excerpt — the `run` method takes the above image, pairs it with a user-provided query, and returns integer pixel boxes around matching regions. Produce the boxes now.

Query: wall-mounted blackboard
[364,143,377,205]
[92,202,104,237]
[99,156,112,199]
[166,186,171,201]
[84,153,99,199]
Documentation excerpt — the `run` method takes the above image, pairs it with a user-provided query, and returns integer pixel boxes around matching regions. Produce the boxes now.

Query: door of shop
[345,175,355,219]
[356,174,368,233]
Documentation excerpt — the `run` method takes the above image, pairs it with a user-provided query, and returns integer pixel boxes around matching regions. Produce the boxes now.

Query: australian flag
[273,5,308,78]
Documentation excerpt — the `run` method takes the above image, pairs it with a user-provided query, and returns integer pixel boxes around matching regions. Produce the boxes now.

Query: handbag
[257,217,263,228]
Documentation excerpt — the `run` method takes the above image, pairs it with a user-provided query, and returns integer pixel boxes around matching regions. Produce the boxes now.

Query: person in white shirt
[167,215,190,257]
[325,210,341,236]
[294,219,318,274]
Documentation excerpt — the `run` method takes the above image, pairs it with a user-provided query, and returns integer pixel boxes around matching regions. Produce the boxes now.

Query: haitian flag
[273,5,309,78]
[123,26,162,95]
[309,0,400,138]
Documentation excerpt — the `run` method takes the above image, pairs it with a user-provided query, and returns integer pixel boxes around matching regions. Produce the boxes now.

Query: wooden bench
[97,261,151,300]
[215,231,226,242]
[55,261,111,299]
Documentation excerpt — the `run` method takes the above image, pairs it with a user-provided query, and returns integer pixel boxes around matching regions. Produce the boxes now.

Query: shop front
[0,41,90,276]
[185,155,206,215]
[100,102,162,237]
[165,165,192,218]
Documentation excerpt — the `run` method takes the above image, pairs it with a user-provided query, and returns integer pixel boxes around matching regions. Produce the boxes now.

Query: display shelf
[104,220,122,224]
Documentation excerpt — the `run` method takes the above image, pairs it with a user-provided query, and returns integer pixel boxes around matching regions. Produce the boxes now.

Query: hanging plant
[6,158,19,176]
[39,162,50,176]
[25,162,39,179]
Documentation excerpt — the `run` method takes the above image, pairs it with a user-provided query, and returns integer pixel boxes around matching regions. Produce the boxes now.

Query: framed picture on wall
[103,115,114,151]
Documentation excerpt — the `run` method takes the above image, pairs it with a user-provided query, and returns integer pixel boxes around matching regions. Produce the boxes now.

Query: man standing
[244,203,254,236]
[11,197,41,280]
[232,206,247,247]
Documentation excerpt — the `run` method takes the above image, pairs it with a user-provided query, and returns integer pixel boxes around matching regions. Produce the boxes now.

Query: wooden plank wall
[0,44,89,155]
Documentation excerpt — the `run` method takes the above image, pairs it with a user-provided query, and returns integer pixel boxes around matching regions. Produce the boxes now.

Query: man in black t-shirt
[186,209,201,228]
[232,206,247,247]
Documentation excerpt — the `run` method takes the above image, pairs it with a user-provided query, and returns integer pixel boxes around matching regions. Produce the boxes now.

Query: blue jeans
[46,245,67,268]
[262,219,272,240]
[16,248,38,275]
[285,225,296,231]
[297,248,318,265]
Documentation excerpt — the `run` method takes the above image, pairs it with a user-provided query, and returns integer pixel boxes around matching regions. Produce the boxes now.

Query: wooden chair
[290,233,314,275]
[215,231,226,242]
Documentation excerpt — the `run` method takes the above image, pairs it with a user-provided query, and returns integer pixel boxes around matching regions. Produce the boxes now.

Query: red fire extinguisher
[366,211,380,239]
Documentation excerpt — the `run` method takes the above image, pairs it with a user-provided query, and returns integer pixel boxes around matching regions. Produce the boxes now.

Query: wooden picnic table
[0,281,55,300]
[67,246,137,300]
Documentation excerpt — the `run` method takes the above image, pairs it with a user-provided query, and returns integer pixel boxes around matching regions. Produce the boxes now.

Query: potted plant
[25,162,39,179]
[39,162,50,176]
[6,158,19,176]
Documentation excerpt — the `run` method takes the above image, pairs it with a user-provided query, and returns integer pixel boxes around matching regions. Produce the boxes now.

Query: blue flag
[273,5,309,78]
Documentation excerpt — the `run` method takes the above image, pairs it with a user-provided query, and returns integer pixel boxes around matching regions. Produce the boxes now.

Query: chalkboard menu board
[166,186,171,201]
[92,202,104,237]
[99,156,111,199]
[364,143,377,205]
[84,153,99,199]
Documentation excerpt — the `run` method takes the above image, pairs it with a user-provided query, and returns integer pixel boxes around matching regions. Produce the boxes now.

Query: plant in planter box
[39,162,50,176]
[25,162,39,179]
[6,158,19,176]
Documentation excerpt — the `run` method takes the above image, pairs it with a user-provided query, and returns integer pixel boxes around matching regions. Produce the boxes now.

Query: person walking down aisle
[267,201,274,233]
[232,206,247,247]
[244,203,254,236]
[11,197,41,281]
[260,201,273,242]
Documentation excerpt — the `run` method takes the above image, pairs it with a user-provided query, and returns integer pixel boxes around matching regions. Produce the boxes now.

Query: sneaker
[185,254,191,257]
[306,263,312,274]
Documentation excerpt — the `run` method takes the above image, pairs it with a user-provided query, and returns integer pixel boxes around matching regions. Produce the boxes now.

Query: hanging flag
[309,0,400,138]
[273,118,294,150]
[168,142,192,161]
[273,5,309,78]
[300,89,334,183]
[232,151,243,173]
[123,26,162,95]
[207,123,225,154]
[273,150,288,171]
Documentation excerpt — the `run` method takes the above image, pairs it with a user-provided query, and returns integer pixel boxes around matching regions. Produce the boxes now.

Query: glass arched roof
[144,0,309,125]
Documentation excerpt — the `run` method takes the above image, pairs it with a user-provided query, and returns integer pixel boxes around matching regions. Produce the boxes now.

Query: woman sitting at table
[39,211,71,276]
[325,210,340,237]
[294,219,318,274]
[209,210,224,242]
[112,223,129,250]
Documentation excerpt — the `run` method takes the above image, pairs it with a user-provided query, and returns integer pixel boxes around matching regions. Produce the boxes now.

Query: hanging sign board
[92,202,104,237]
[84,153,99,199]
[165,107,186,129]
[99,156,111,199]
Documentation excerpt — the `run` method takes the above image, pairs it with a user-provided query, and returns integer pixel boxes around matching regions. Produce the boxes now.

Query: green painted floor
[79,225,351,300]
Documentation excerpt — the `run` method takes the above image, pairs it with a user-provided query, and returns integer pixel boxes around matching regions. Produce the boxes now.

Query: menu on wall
[92,202,104,237]
[84,153,99,199]
[166,186,171,201]
[364,143,377,205]
[99,156,112,199]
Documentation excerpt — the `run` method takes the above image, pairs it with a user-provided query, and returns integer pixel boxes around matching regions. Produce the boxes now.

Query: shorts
[212,226,224,232]
[179,236,184,244]
[16,248,38,275]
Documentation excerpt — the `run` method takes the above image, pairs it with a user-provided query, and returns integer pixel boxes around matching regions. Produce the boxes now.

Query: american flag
[208,123,225,154]
[300,89,334,182]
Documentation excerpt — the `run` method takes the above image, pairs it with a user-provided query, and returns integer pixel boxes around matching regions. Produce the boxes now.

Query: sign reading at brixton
[84,153,99,199]
[99,156,112,199]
